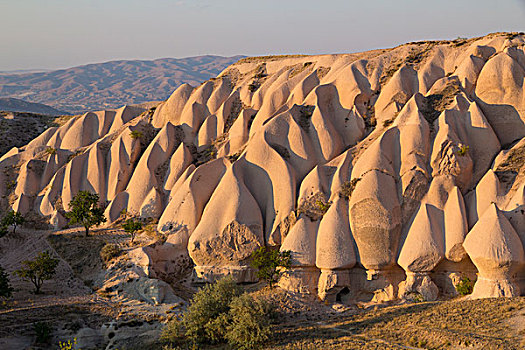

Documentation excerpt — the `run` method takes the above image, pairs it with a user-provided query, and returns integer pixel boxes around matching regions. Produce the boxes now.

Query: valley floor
[1,228,524,349]
[268,296,525,350]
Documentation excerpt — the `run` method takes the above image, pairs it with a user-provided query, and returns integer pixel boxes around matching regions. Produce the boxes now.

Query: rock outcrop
[3,32,525,302]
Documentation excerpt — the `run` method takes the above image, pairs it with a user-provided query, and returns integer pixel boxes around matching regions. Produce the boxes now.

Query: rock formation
[2,32,525,301]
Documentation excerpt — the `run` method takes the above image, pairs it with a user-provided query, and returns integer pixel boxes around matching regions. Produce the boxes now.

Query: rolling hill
[0,55,245,114]
[0,97,67,115]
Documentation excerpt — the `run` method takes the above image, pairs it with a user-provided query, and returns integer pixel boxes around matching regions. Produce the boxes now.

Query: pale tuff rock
[349,170,402,271]
[188,162,264,281]
[398,204,443,300]
[3,33,525,301]
[152,83,194,128]
[125,122,183,217]
[157,158,228,236]
[463,204,525,298]
[316,197,356,270]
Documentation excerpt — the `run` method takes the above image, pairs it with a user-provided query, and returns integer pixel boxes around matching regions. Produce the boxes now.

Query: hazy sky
[1,0,524,71]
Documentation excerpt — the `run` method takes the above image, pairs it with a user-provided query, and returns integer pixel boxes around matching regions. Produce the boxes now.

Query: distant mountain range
[0,55,245,114]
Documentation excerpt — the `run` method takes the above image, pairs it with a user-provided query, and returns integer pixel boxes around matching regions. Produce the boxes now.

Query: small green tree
[15,251,59,294]
[2,210,25,234]
[65,191,106,236]
[122,218,143,242]
[250,247,292,288]
[0,265,13,299]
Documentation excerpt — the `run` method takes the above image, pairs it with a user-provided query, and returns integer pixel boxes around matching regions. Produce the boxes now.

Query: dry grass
[266,297,525,349]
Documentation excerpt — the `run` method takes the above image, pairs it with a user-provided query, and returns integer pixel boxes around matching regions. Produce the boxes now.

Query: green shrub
[297,192,331,220]
[458,144,469,156]
[160,317,185,345]
[183,276,242,344]
[455,277,474,296]
[250,247,291,288]
[0,265,13,299]
[130,130,144,139]
[315,199,331,213]
[100,243,121,263]
[34,321,52,343]
[45,147,57,156]
[226,293,273,350]
[163,277,276,349]
[15,251,59,294]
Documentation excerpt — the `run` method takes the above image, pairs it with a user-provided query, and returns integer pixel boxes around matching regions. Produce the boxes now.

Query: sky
[0,0,524,71]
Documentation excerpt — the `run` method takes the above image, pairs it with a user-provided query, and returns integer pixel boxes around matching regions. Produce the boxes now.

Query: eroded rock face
[463,204,525,298]
[4,33,525,300]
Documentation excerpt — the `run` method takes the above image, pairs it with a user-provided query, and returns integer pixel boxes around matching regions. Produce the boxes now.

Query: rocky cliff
[2,32,525,302]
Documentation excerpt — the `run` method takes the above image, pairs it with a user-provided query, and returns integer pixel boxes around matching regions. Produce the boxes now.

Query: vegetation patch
[122,218,143,242]
[0,111,61,157]
[248,63,269,93]
[455,277,474,296]
[0,265,13,299]
[65,191,107,236]
[457,144,469,156]
[1,210,25,234]
[223,96,244,134]
[379,44,434,87]
[266,297,525,349]
[162,277,276,349]
[382,118,395,128]
[496,142,525,174]
[316,66,331,79]
[297,192,331,221]
[34,321,53,344]
[289,62,314,79]
[297,105,315,132]
[192,144,217,166]
[269,143,291,160]
[339,178,361,199]
[129,130,143,139]
[45,147,57,156]
[420,81,461,127]
[100,243,121,263]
